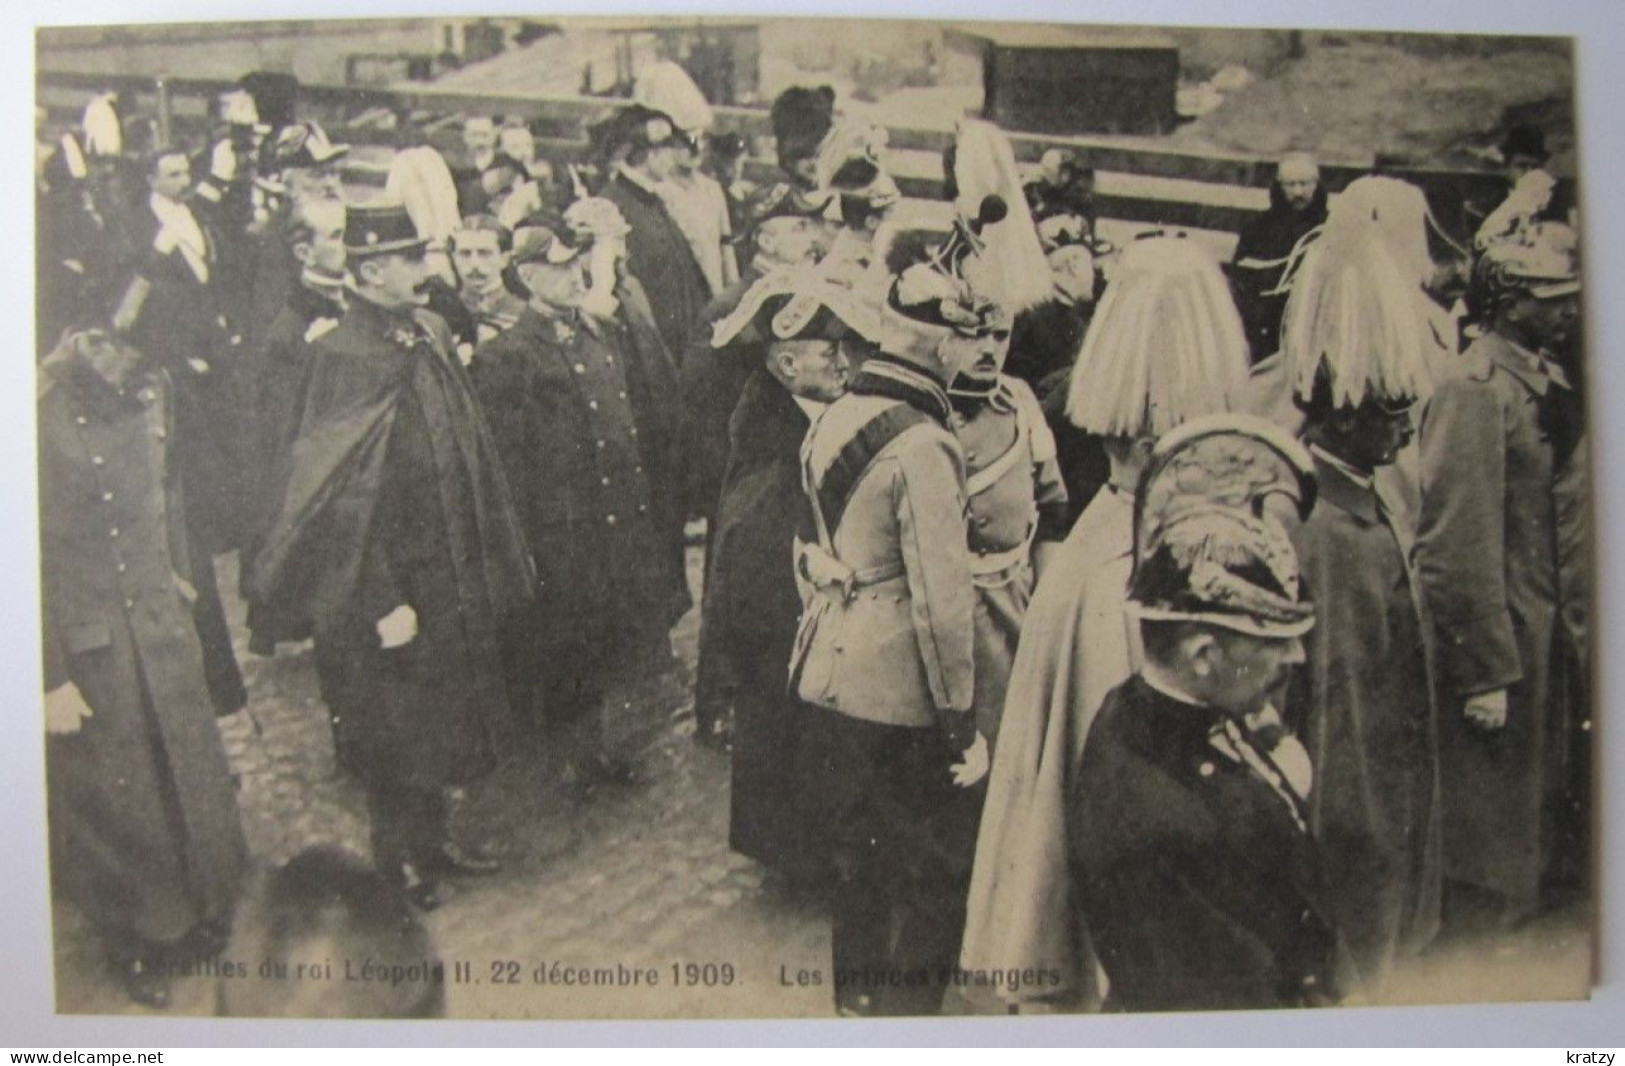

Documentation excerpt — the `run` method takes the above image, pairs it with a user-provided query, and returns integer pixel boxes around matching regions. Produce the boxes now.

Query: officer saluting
[791,227,990,1017]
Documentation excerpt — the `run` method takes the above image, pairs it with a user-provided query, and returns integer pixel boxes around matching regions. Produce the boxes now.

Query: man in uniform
[240,196,347,656]
[705,267,874,875]
[1069,416,1338,1012]
[470,221,682,794]
[792,245,990,1016]
[1278,213,1445,989]
[961,236,1253,1011]
[943,298,1068,747]
[449,214,527,354]
[1414,223,1583,931]
[40,328,248,1008]
[250,203,534,909]
[683,190,834,744]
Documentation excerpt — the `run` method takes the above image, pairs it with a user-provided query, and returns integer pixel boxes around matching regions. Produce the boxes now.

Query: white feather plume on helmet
[952,118,1052,315]
[1065,235,1250,438]
[1280,208,1437,408]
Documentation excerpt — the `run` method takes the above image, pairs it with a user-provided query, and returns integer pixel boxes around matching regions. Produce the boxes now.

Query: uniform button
[109,527,120,538]
[116,563,126,573]
[605,514,617,525]
[601,476,611,486]
[634,465,643,474]
[74,416,87,426]
[156,429,166,440]
[91,455,104,466]
[596,439,606,449]
[618,390,627,400]
[629,427,638,436]
[637,503,647,513]
[588,400,599,411]
[574,363,586,373]
[124,599,135,609]
[605,355,614,365]
[1198,762,1215,777]
[101,492,114,502]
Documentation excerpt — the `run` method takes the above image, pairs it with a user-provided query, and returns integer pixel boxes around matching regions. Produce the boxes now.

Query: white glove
[45,683,94,736]
[1463,688,1509,731]
[376,604,418,649]
[950,732,991,788]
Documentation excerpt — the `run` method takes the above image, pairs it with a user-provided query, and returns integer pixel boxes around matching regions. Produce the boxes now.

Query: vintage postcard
[31,12,1591,1023]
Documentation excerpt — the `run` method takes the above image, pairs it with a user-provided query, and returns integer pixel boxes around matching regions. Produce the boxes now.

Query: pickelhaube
[1477,220,1580,300]
[1128,414,1318,639]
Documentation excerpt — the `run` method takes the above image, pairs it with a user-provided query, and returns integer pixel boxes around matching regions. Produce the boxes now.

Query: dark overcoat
[1287,455,1443,983]
[1070,675,1342,1012]
[117,200,251,554]
[706,368,814,866]
[250,297,535,789]
[600,170,712,362]
[39,348,247,947]
[1415,331,1570,908]
[470,305,679,685]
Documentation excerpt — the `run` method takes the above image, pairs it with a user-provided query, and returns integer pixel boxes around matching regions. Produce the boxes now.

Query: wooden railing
[37,68,1518,238]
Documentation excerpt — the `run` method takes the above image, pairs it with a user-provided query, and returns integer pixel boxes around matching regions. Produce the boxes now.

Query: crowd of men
[35,59,1588,1017]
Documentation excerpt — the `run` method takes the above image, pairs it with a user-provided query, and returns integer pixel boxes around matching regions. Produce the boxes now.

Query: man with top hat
[598,103,713,362]
[39,326,249,1008]
[249,202,535,910]
[1413,221,1584,932]
[704,266,875,875]
[791,239,990,1017]
[469,219,684,795]
[1070,415,1341,1012]
[1275,210,1445,989]
[961,234,1252,1012]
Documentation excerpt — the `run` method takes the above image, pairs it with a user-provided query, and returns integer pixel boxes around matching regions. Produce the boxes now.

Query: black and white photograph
[23,7,1602,1027]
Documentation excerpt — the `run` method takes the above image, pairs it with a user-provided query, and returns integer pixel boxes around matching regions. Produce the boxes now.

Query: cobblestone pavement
[51,549,1590,1020]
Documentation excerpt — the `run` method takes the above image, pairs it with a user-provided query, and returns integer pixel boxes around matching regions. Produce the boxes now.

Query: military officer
[40,328,248,1008]
[1277,209,1445,989]
[469,221,682,795]
[791,239,991,1016]
[1414,222,1583,931]
[943,300,1068,746]
[1070,416,1339,1012]
[961,235,1253,1011]
[250,203,535,910]
[706,266,876,875]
